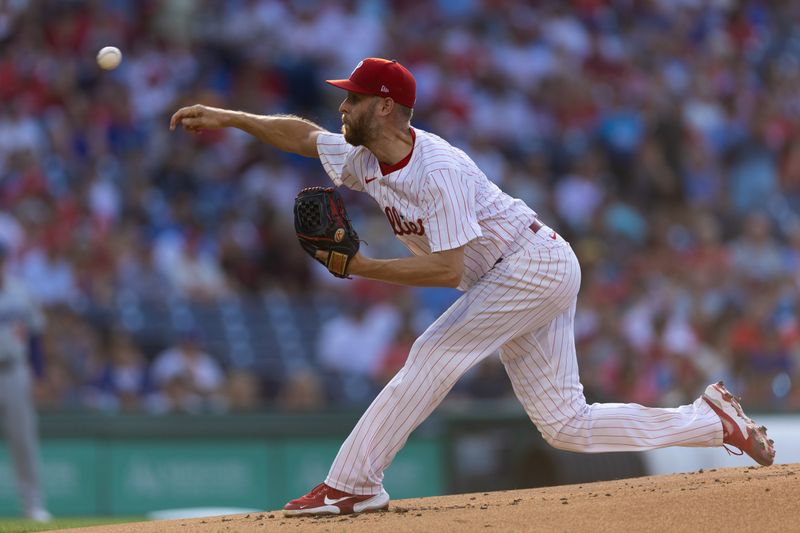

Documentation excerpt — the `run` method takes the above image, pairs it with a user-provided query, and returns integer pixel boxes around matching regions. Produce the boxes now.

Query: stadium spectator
[221,370,263,412]
[277,368,326,412]
[155,229,231,302]
[149,329,226,413]
[84,330,153,413]
[316,299,400,404]
[1,0,799,411]
[114,233,173,303]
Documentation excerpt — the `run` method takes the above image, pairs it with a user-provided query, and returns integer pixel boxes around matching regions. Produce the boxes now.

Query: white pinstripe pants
[326,228,723,495]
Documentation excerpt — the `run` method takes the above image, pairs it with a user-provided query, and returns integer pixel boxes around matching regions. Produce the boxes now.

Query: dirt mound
[65,463,798,533]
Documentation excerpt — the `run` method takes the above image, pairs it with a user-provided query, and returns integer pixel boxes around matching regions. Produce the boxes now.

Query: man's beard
[342,113,373,146]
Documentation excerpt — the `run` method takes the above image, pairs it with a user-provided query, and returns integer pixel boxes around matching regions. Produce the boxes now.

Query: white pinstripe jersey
[317,128,537,290]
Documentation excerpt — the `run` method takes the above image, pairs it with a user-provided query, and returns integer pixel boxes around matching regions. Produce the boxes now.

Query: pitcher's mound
[72,463,798,533]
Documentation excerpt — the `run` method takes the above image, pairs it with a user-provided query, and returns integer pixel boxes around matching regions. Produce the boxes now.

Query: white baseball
[96,46,122,70]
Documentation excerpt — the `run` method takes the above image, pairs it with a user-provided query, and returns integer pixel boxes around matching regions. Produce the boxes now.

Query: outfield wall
[0,405,793,516]
[0,412,443,516]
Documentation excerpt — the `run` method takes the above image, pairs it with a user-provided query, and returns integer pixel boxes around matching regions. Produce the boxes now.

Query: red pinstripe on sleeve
[316,132,364,191]
[332,128,541,290]
[424,169,482,252]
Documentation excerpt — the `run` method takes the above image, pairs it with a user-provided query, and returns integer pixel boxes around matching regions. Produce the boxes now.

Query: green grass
[0,517,142,533]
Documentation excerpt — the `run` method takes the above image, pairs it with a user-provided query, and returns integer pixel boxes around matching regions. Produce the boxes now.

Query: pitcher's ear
[378,97,395,116]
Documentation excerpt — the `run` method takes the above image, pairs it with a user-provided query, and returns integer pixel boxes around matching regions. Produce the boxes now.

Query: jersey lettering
[385,207,424,236]
[316,128,538,290]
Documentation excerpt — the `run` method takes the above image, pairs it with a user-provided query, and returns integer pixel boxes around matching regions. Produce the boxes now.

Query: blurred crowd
[2,0,800,413]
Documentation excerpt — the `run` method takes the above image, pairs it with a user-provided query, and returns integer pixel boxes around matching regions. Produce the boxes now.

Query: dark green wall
[0,412,445,516]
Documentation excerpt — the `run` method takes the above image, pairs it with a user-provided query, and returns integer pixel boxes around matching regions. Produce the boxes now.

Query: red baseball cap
[326,58,416,109]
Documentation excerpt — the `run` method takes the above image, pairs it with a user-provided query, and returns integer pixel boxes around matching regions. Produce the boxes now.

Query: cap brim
[326,79,374,96]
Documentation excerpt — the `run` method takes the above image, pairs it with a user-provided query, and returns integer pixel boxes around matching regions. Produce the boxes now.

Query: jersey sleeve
[316,132,364,191]
[423,168,483,252]
[19,284,44,333]
[27,300,45,334]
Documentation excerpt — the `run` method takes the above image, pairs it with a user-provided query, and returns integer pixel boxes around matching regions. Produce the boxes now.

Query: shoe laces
[722,443,744,457]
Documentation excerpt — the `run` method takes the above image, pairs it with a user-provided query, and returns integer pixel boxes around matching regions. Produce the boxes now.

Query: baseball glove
[294,186,360,278]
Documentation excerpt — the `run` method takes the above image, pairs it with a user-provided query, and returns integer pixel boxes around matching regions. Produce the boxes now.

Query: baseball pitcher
[170,57,775,517]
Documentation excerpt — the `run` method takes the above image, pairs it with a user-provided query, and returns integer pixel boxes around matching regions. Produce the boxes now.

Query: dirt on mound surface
[67,463,798,533]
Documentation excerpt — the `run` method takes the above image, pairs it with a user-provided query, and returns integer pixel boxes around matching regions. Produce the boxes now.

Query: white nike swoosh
[324,495,356,505]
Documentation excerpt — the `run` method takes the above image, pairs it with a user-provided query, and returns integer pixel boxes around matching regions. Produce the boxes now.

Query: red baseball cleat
[702,381,776,466]
[283,482,390,516]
